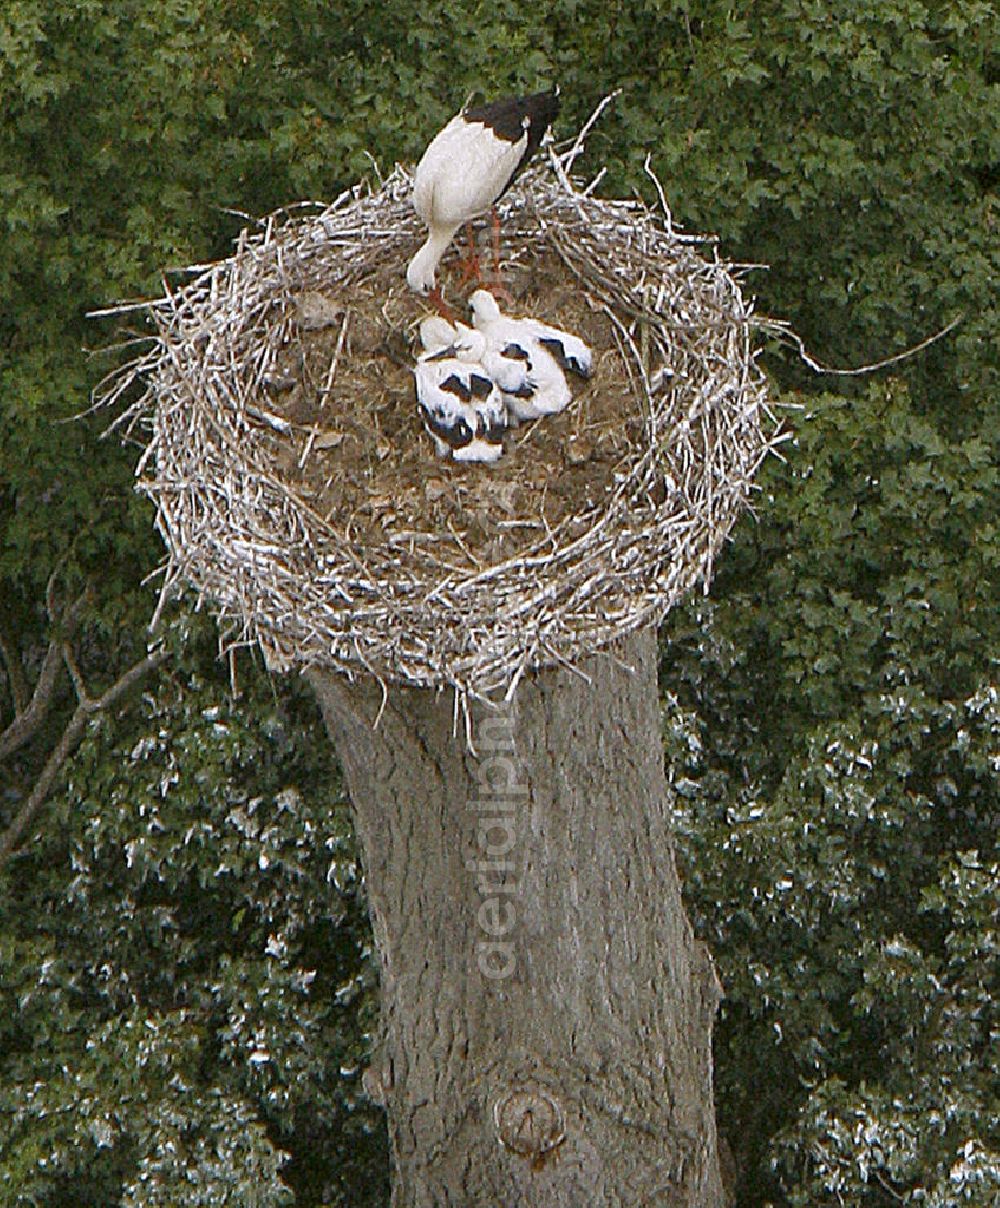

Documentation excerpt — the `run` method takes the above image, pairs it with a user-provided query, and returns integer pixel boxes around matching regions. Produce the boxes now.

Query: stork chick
[413,317,508,462]
[468,290,585,422]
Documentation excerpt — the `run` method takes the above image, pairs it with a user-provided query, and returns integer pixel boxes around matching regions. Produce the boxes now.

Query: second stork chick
[427,315,537,409]
[468,290,594,422]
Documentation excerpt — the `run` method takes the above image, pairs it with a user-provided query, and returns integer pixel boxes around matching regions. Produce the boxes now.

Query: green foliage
[663,382,1000,1203]
[0,615,386,1206]
[1,0,997,1204]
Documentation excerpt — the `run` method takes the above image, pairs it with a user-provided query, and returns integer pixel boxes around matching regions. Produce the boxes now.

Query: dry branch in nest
[102,132,779,708]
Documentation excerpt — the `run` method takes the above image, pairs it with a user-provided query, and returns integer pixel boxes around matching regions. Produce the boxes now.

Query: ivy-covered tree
[663,380,1000,1203]
[632,4,999,1203]
[2,618,387,1205]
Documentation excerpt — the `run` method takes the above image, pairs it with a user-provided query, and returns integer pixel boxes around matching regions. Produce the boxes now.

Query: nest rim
[108,139,777,706]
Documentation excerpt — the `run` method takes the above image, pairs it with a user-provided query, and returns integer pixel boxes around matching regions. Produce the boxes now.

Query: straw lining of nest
[104,122,778,707]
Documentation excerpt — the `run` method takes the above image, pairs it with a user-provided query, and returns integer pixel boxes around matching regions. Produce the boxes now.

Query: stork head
[407,245,437,294]
[419,316,457,353]
[419,318,485,362]
[451,325,486,362]
[468,289,502,326]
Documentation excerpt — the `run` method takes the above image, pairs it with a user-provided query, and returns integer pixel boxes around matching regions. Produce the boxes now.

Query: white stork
[413,317,508,462]
[422,315,536,406]
[468,290,594,422]
[475,291,594,380]
[406,89,560,307]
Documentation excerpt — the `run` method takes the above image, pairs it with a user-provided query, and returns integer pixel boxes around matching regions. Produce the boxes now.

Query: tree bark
[308,627,724,1207]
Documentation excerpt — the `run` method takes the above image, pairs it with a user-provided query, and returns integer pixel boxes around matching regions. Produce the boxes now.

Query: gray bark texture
[308,627,725,1207]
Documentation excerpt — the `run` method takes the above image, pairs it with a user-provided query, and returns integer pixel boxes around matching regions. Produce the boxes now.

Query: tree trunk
[308,627,725,1206]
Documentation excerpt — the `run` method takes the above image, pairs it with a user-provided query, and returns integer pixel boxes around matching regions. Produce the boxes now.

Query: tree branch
[0,624,29,715]
[0,647,168,872]
[0,592,88,764]
[0,638,64,763]
[61,642,90,705]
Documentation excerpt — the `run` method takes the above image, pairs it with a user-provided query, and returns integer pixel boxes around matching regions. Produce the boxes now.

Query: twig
[643,154,673,235]
[0,648,168,871]
[557,90,622,175]
[318,310,351,407]
[0,590,88,763]
[763,312,963,376]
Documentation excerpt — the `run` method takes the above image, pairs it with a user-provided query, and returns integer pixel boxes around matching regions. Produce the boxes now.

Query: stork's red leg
[456,223,483,289]
[486,206,514,304]
[426,284,457,322]
[491,206,502,277]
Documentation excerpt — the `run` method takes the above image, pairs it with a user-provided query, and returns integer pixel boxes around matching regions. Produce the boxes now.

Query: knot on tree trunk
[493,1087,565,1161]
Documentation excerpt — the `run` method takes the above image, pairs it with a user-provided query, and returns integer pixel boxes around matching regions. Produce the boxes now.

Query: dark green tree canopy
[1,1,997,1203]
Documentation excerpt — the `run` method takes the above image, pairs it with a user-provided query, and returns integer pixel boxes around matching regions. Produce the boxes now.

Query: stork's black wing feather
[468,373,496,402]
[463,89,560,198]
[424,410,473,450]
[438,373,472,402]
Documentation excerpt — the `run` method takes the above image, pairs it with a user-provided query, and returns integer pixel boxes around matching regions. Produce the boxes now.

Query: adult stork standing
[406,88,560,311]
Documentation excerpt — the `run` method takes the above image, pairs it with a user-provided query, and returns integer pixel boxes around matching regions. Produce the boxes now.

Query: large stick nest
[107,136,777,704]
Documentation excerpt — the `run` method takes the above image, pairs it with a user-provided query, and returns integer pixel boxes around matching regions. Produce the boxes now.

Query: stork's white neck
[406,224,459,293]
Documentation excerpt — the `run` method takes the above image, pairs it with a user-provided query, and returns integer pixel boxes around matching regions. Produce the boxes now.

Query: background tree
[1,1,996,1204]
